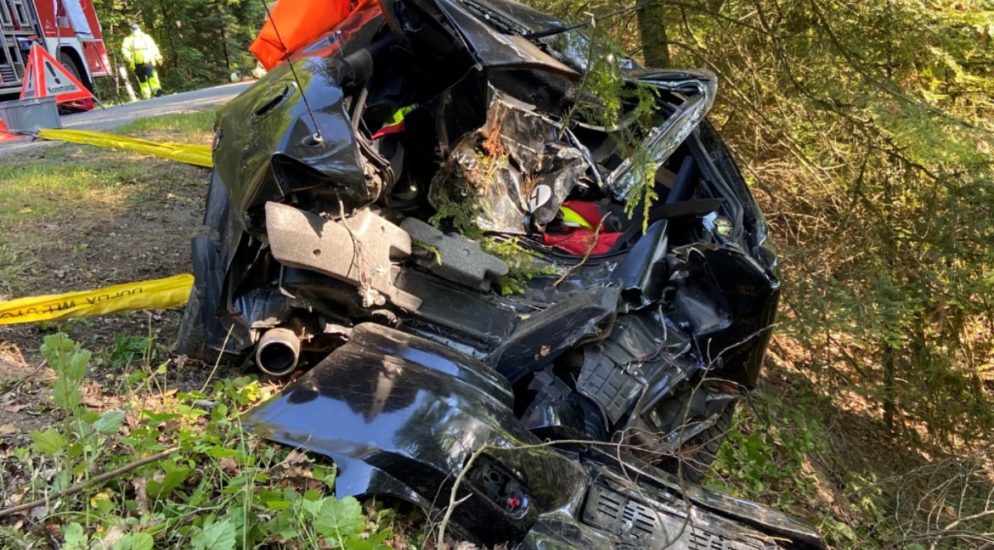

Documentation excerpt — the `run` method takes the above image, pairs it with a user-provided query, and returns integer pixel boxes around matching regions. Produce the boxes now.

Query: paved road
[0,81,254,155]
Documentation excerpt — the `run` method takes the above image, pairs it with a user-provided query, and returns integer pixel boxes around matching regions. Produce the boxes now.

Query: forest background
[87,0,994,546]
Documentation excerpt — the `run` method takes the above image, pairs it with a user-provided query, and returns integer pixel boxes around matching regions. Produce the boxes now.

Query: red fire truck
[0,0,110,98]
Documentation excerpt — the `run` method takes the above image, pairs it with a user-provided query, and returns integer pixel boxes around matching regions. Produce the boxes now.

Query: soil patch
[0,135,218,494]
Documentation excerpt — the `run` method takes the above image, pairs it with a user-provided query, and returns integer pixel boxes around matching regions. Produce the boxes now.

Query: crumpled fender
[213,59,367,220]
[245,323,589,545]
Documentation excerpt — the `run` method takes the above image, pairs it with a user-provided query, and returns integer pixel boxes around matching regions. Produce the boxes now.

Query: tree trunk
[882,340,896,431]
[638,0,670,68]
[220,26,231,74]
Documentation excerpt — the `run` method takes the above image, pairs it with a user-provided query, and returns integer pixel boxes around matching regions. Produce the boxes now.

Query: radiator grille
[581,478,777,549]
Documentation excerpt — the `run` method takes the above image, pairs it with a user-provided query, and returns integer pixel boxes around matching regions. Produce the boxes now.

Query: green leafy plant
[709,395,825,502]
[108,334,153,370]
[561,23,660,230]
[482,237,559,295]
[4,334,405,548]
[190,518,236,550]
[43,333,90,416]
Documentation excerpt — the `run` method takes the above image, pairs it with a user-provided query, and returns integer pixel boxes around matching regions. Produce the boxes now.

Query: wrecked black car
[178,0,822,547]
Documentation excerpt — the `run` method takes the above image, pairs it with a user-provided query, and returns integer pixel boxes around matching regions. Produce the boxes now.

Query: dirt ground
[0,142,215,471]
[0,151,203,340]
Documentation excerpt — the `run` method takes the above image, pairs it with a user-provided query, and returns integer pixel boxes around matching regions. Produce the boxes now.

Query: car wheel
[174,259,239,366]
[175,278,206,357]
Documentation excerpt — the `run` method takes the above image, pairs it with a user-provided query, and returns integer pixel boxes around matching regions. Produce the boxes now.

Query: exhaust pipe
[255,328,301,377]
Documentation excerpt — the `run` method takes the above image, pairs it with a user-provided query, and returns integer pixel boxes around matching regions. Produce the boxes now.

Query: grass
[0,111,215,296]
[0,333,403,549]
[113,110,217,142]
[0,160,133,217]
[0,110,215,212]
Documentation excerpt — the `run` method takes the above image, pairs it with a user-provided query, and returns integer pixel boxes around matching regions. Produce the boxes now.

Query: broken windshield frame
[455,1,717,204]
[606,71,718,201]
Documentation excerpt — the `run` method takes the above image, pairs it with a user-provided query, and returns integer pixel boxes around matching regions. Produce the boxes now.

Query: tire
[56,51,93,114]
[661,402,736,483]
[174,278,206,357]
[57,52,86,86]
[175,172,243,365]
[174,275,240,367]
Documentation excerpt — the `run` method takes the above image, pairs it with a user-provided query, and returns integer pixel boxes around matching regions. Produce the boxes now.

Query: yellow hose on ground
[36,128,213,168]
[0,274,193,325]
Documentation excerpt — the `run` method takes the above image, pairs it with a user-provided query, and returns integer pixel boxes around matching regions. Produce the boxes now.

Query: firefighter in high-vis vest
[122,23,164,99]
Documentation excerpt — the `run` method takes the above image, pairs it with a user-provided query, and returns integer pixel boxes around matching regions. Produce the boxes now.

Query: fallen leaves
[270,448,326,492]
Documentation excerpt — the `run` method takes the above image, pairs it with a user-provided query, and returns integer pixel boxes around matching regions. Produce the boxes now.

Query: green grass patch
[0,150,170,217]
[113,110,217,144]
[0,110,215,293]
[0,153,134,217]
[0,110,217,228]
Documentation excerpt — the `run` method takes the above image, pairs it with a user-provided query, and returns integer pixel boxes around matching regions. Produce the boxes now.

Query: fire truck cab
[0,0,110,98]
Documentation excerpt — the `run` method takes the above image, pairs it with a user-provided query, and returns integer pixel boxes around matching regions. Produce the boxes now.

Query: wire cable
[522,1,651,40]
[258,0,324,143]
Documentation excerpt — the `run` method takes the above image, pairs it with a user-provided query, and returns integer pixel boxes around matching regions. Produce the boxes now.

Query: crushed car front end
[178,0,814,546]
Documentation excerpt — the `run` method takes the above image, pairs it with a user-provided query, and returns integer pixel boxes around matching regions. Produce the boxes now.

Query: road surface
[0,81,253,155]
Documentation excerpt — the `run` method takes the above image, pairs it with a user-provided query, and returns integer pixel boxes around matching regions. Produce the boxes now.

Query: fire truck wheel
[58,51,89,90]
[57,51,93,114]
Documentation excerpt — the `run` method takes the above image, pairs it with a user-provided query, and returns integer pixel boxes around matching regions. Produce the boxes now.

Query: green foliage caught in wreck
[528,0,994,546]
[531,0,994,447]
[560,22,661,229]
[481,237,559,296]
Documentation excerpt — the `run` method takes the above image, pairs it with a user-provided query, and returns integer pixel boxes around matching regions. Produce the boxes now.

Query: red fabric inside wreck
[250,0,375,70]
[543,200,623,256]
[543,231,621,256]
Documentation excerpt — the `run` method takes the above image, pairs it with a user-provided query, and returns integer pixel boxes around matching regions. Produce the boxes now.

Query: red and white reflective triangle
[19,44,94,104]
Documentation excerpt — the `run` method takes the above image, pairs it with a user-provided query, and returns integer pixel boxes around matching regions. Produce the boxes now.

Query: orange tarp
[250,0,374,70]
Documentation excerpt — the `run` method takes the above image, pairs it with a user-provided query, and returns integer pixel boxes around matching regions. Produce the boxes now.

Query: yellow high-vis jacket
[122,30,163,68]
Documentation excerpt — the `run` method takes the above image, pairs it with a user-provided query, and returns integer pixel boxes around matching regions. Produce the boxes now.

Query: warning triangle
[19,44,94,104]
[21,64,36,97]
